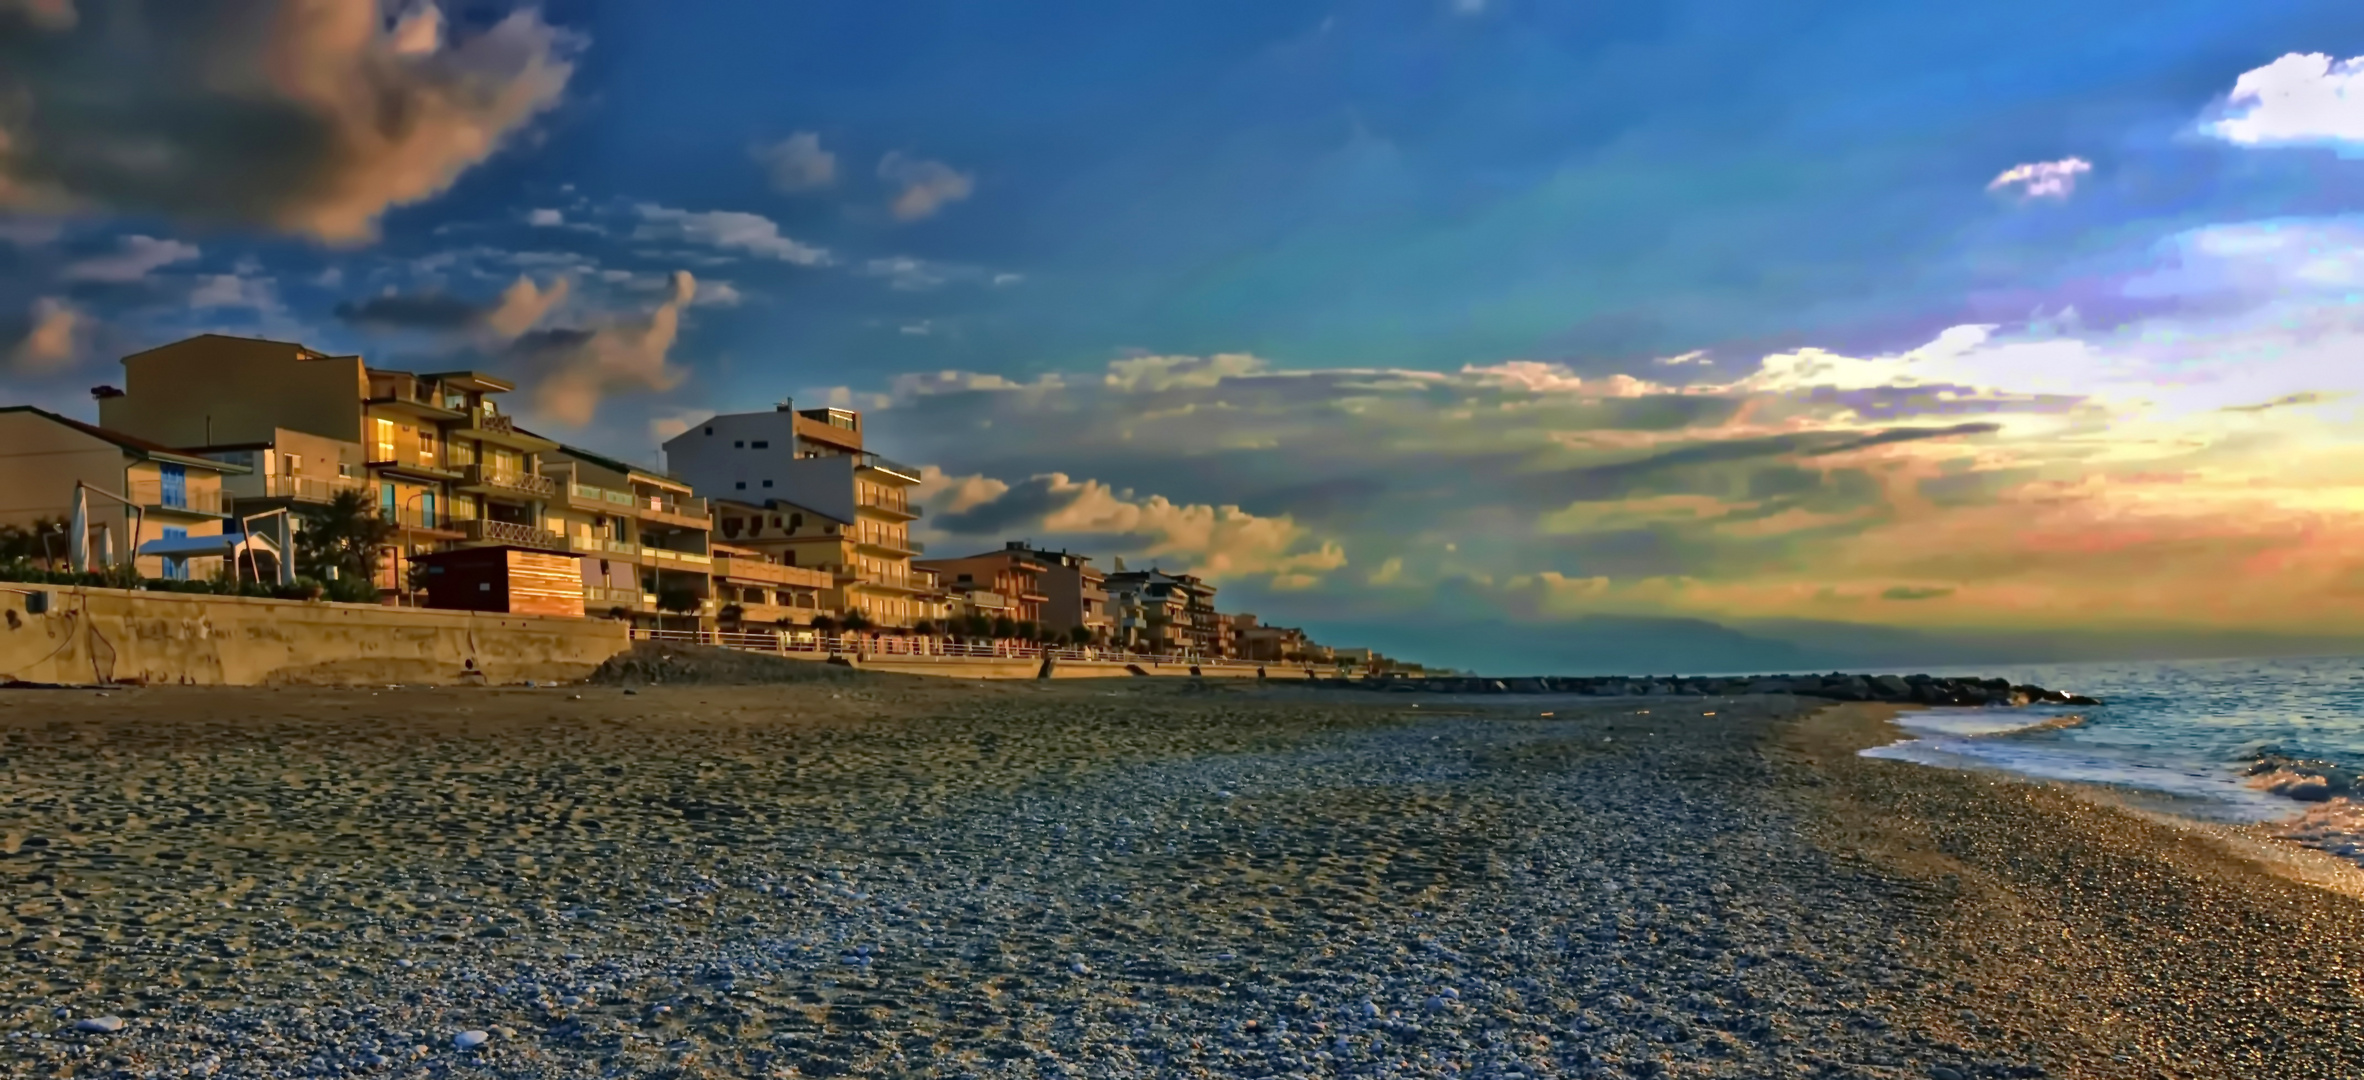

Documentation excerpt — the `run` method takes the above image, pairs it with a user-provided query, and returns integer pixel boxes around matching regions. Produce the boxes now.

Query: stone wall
[0,586,631,687]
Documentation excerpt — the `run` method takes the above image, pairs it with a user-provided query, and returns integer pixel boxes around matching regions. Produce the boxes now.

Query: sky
[7,0,2364,672]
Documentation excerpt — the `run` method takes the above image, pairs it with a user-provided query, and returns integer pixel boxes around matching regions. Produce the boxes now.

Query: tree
[842,608,874,633]
[297,489,396,601]
[0,517,66,567]
[1015,619,1039,641]
[1068,624,1093,645]
[718,603,746,625]
[991,615,1017,639]
[811,614,838,634]
[655,586,701,633]
[961,613,991,639]
[911,619,936,636]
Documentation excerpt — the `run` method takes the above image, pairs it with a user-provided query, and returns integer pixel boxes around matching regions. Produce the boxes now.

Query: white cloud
[509,270,696,426]
[188,273,279,311]
[753,132,837,193]
[61,234,200,282]
[878,152,975,221]
[692,281,743,307]
[0,1,577,242]
[1988,157,2093,200]
[900,321,934,337]
[632,204,830,265]
[483,274,568,338]
[1103,353,1269,392]
[1451,0,1486,13]
[8,296,80,371]
[2208,53,2364,147]
[992,272,1024,287]
[527,208,565,226]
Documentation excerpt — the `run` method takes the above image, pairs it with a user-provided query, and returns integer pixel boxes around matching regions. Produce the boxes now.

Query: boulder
[1870,674,1911,698]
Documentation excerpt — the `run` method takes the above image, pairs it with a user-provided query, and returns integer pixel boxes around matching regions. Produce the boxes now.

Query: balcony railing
[459,465,558,500]
[855,452,922,484]
[461,519,570,552]
[380,506,453,531]
[128,483,225,516]
[255,475,366,503]
[856,490,923,517]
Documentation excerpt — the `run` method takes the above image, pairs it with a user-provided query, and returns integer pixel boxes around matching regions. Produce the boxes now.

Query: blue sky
[9,0,2364,669]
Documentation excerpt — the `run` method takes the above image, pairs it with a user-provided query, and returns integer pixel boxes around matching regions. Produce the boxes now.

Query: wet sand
[0,679,2356,1078]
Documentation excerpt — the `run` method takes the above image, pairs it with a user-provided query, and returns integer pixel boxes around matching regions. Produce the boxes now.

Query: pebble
[72,1017,125,1034]
[454,1029,490,1051]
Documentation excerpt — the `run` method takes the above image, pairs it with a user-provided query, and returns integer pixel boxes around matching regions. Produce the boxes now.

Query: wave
[2242,749,2358,804]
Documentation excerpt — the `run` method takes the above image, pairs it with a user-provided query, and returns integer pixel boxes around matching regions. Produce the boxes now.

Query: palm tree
[297,489,396,602]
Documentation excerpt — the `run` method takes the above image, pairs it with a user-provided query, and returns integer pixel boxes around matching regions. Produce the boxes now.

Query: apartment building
[993,543,1110,638]
[667,403,929,627]
[536,444,712,624]
[709,542,831,630]
[0,407,251,580]
[913,548,1050,627]
[97,334,556,597]
[1103,571,1189,653]
[1105,568,1223,656]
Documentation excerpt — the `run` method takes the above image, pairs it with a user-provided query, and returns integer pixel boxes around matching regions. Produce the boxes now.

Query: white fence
[626,627,1248,669]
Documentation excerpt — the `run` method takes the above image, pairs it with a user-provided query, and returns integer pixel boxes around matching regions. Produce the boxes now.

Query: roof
[137,531,278,559]
[122,332,343,362]
[711,495,852,527]
[541,440,685,489]
[420,370,517,394]
[0,407,250,472]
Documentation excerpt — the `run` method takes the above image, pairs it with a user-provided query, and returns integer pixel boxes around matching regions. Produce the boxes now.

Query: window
[789,513,802,530]
[721,517,741,538]
[157,463,187,509]
[752,440,768,449]
[704,426,714,436]
[151,526,203,582]
[735,481,746,490]
[761,479,773,488]
[782,551,795,566]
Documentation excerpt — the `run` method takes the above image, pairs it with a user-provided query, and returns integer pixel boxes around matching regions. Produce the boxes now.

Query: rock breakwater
[1307,671,2102,707]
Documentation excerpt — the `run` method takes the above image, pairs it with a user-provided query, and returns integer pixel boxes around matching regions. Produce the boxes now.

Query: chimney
[90,385,124,400]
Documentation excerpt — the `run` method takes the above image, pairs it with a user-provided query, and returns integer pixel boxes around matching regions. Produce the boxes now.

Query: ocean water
[1858,655,2364,866]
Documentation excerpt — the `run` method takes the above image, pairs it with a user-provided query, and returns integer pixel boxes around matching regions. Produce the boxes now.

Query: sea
[1857,655,2364,867]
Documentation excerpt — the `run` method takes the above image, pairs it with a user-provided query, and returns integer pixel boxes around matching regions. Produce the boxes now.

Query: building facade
[537,444,712,625]
[0,407,249,580]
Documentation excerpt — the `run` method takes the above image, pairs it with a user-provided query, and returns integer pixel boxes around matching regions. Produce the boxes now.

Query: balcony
[854,452,922,484]
[457,465,559,502]
[250,474,367,504]
[855,490,923,519]
[459,518,571,552]
[452,407,557,452]
[712,555,832,590]
[129,482,227,518]
[367,441,460,482]
[366,379,465,421]
[632,494,710,531]
[854,531,923,556]
[643,547,712,567]
[380,505,458,534]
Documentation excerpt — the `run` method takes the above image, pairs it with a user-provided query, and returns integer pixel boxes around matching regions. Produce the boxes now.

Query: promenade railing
[625,626,1245,669]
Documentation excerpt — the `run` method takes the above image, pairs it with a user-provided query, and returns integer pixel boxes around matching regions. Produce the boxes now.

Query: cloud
[1880,586,1956,602]
[507,270,695,426]
[2207,53,2364,148]
[60,234,199,282]
[335,274,568,338]
[691,281,743,308]
[929,470,1348,587]
[7,296,80,371]
[632,204,830,265]
[527,208,565,226]
[753,132,837,193]
[0,0,578,242]
[188,273,278,311]
[878,152,975,221]
[1988,157,2093,200]
[0,216,62,245]
[0,0,76,31]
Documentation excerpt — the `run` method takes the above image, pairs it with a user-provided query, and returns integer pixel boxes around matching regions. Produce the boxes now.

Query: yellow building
[709,469,927,626]
[95,334,556,598]
[536,444,714,626]
[0,407,249,580]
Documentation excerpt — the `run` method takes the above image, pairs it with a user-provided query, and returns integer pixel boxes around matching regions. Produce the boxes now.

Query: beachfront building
[537,444,712,625]
[914,547,1050,629]
[1104,571,1189,653]
[667,402,929,628]
[95,334,556,599]
[1105,568,1223,656]
[994,543,1110,640]
[709,542,831,632]
[0,407,250,580]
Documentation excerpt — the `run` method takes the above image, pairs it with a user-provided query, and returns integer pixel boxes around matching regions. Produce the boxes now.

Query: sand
[0,678,2356,1078]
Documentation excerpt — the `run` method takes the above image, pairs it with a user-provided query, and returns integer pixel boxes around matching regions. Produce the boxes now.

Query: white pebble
[454,1029,490,1051]
[74,1016,125,1033]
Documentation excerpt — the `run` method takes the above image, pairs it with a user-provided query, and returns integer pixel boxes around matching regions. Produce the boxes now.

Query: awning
[136,531,280,561]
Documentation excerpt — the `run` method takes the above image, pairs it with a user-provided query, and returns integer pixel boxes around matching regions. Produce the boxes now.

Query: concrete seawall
[0,585,631,687]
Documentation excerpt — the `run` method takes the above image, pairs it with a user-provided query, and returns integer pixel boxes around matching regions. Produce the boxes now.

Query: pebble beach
[1,663,2359,1078]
